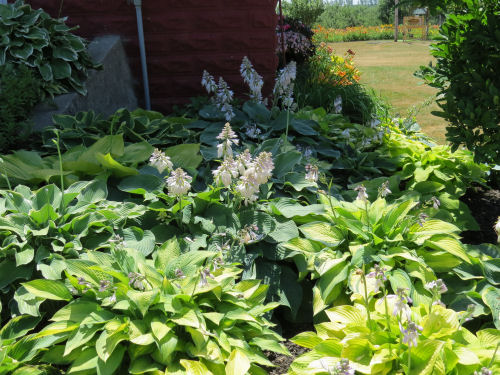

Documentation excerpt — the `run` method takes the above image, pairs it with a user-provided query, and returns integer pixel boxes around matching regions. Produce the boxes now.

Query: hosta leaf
[284,172,318,191]
[267,218,299,243]
[97,344,126,375]
[270,197,325,218]
[0,315,41,341]
[67,347,98,374]
[424,235,470,264]
[274,151,302,179]
[122,227,155,256]
[300,222,343,247]
[95,153,138,177]
[482,287,500,329]
[180,360,213,375]
[21,279,72,301]
[225,349,250,375]
[118,174,163,195]
[325,305,366,326]
[154,237,181,274]
[290,331,323,349]
[164,143,203,169]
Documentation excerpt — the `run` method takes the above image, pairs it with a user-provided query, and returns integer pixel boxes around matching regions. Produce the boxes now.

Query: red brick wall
[27,0,279,111]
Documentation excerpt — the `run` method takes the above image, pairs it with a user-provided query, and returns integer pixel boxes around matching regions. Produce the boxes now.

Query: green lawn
[329,40,447,143]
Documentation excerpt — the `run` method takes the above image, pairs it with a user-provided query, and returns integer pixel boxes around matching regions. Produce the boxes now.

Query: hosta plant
[278,188,499,324]
[0,179,149,318]
[2,247,288,374]
[0,1,100,98]
[289,297,500,374]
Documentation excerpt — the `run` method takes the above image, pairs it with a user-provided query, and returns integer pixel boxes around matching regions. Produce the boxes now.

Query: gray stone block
[31,35,138,130]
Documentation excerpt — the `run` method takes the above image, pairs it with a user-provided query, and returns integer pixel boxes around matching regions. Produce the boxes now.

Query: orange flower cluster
[312,24,439,43]
[311,43,360,87]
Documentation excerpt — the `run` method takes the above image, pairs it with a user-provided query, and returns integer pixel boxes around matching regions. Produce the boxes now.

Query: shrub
[317,4,381,29]
[277,16,315,67]
[417,0,500,166]
[0,63,41,153]
[0,0,100,98]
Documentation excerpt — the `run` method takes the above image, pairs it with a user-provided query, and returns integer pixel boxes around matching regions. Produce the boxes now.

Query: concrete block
[31,35,137,130]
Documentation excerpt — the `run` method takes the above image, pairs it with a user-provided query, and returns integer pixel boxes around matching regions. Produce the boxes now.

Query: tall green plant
[417,0,500,165]
[282,0,325,27]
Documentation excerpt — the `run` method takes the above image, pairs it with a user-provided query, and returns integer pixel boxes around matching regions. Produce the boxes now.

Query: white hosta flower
[252,151,274,184]
[425,279,448,295]
[354,185,368,202]
[333,358,355,375]
[216,78,234,121]
[149,148,173,173]
[366,264,387,293]
[216,123,239,159]
[379,180,391,198]
[239,224,263,244]
[334,95,342,114]
[431,196,441,210]
[212,158,239,187]
[236,149,253,175]
[474,367,493,375]
[166,168,192,197]
[273,61,297,110]
[370,118,381,128]
[201,70,217,94]
[392,287,413,320]
[305,164,319,182]
[399,321,423,348]
[235,174,259,205]
[341,128,350,138]
[240,56,264,103]
[494,216,500,235]
[244,123,262,139]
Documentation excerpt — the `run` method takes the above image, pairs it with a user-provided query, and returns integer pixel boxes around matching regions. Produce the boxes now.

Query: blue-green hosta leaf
[29,203,58,225]
[13,286,44,317]
[118,174,163,196]
[10,44,34,59]
[274,151,302,179]
[483,259,500,286]
[164,143,203,169]
[239,209,276,236]
[225,349,250,375]
[122,227,155,256]
[267,218,299,243]
[424,235,471,264]
[300,222,344,247]
[270,197,325,218]
[284,172,318,191]
[21,279,72,301]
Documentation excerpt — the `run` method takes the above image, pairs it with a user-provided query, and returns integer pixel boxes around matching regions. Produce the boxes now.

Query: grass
[329,40,447,143]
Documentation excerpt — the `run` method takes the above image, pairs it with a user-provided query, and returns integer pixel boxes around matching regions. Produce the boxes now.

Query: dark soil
[460,185,500,244]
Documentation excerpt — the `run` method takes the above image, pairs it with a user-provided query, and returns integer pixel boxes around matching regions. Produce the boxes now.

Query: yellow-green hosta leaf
[422,305,460,339]
[290,331,324,349]
[95,152,138,177]
[180,360,213,375]
[22,279,72,301]
[410,219,460,242]
[325,305,366,326]
[225,349,250,375]
[299,222,344,247]
[410,339,445,375]
[341,338,373,373]
[476,329,500,348]
[454,347,480,365]
[424,235,471,264]
[150,318,171,342]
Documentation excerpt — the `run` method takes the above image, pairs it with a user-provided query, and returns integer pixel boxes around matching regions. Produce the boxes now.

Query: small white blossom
[251,151,274,184]
[239,224,264,244]
[418,213,429,227]
[370,118,381,128]
[392,288,413,320]
[199,268,214,287]
[149,148,173,173]
[305,164,319,182]
[244,123,262,139]
[341,128,350,138]
[166,168,192,197]
[216,78,234,121]
[128,272,145,290]
[110,234,126,249]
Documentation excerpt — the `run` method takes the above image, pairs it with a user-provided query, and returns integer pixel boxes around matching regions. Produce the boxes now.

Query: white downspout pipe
[132,0,151,110]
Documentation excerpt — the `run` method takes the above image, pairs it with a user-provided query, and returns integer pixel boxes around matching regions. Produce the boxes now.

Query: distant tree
[282,0,325,27]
